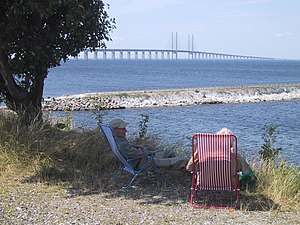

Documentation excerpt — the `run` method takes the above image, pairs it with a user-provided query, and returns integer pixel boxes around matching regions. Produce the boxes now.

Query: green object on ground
[239,168,257,189]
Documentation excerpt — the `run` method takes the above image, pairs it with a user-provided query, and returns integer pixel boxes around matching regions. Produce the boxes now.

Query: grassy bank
[0,110,116,189]
[0,110,299,213]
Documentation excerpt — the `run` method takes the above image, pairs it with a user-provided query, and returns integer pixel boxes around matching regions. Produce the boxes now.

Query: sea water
[44,59,300,97]
[44,59,300,164]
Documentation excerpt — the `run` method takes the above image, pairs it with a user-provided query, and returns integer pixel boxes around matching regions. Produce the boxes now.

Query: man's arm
[119,138,149,158]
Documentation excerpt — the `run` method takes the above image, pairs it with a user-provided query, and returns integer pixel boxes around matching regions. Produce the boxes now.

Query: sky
[104,0,300,60]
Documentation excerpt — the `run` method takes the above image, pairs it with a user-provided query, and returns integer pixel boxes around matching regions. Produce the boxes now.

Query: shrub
[138,114,149,140]
[259,124,282,162]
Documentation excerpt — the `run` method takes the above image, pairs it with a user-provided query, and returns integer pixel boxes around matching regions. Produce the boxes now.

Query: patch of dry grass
[255,161,300,211]
[0,110,117,191]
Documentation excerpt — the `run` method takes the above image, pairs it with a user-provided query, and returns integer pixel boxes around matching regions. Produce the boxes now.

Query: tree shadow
[98,170,193,206]
[23,165,278,212]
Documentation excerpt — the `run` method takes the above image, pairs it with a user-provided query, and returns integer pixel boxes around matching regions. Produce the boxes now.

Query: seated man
[186,128,256,189]
[109,118,189,171]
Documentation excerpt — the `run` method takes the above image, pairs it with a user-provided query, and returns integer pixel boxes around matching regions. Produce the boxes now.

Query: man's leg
[154,157,188,170]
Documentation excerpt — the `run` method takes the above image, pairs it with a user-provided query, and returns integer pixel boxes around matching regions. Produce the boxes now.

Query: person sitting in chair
[109,118,189,171]
[186,128,256,189]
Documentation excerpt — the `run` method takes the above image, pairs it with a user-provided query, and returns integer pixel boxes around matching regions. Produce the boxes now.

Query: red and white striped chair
[190,133,240,209]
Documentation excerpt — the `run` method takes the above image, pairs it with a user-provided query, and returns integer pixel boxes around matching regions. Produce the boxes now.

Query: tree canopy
[0,0,115,124]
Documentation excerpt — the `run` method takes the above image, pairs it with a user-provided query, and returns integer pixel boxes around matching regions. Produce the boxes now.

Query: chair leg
[190,188,195,207]
[235,192,241,209]
[122,174,139,189]
[113,170,138,189]
[114,167,162,189]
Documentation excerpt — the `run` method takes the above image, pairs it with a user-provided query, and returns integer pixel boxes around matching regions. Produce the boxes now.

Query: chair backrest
[100,124,134,173]
[192,133,238,191]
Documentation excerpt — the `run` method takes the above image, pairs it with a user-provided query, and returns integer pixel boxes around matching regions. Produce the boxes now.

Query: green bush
[259,124,282,162]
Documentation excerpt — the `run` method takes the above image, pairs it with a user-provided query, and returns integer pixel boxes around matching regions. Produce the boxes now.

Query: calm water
[44,59,300,97]
[45,60,300,165]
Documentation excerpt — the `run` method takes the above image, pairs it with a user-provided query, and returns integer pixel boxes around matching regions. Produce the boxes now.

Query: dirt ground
[1,170,299,225]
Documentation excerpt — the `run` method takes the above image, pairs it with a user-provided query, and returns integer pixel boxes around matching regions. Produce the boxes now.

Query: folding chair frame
[100,124,161,189]
[190,133,240,209]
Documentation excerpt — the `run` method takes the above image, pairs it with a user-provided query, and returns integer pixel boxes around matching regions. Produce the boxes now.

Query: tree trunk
[0,51,45,126]
[5,93,43,126]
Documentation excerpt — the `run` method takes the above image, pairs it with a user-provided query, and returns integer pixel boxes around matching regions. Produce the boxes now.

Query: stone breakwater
[42,84,300,111]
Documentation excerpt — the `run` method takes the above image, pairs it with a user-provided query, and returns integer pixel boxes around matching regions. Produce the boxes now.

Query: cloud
[275,32,293,37]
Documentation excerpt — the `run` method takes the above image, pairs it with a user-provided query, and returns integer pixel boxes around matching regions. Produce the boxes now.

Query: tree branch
[0,50,27,100]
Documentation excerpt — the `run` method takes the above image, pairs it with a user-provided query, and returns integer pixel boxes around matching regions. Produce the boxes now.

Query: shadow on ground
[24,166,277,211]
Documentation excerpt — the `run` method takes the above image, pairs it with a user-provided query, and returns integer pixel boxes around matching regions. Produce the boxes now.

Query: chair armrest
[148,150,163,156]
[127,157,143,162]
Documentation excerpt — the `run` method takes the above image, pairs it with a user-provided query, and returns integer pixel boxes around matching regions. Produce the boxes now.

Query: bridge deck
[79,48,274,60]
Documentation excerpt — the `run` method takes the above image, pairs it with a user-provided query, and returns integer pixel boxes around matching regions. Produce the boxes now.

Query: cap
[109,119,129,129]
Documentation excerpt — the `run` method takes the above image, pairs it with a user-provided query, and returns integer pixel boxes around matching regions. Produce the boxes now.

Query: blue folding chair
[100,124,161,189]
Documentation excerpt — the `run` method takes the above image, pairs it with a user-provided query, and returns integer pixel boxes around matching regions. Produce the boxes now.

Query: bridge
[81,48,274,60]
[79,32,274,60]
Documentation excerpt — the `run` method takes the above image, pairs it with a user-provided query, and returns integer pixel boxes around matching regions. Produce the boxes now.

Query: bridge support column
[148,51,152,59]
[127,51,131,59]
[84,50,88,60]
[135,51,138,60]
[190,52,194,60]
[112,51,115,60]
[120,51,123,60]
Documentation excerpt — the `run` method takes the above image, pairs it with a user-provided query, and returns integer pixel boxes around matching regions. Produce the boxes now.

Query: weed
[55,110,74,130]
[259,124,282,162]
[138,114,149,140]
[93,102,107,126]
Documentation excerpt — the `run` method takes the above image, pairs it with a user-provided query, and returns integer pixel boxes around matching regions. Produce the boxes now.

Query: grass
[0,109,299,212]
[254,160,300,211]
[0,109,117,190]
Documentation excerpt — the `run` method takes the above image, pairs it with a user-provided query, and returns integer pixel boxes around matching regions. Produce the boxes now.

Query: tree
[0,0,115,125]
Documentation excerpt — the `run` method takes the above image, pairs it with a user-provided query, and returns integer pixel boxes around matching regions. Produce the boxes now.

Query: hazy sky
[104,0,300,60]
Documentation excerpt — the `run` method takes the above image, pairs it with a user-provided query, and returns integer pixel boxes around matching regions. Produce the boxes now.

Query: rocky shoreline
[42,84,300,111]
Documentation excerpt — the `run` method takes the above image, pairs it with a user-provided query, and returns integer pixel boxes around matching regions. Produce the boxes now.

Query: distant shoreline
[42,84,300,111]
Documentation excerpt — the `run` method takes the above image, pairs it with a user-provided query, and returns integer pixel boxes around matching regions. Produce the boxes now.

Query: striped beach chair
[190,133,240,209]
